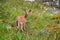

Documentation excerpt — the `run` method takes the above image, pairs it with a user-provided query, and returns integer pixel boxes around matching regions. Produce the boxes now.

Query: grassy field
[0,0,60,40]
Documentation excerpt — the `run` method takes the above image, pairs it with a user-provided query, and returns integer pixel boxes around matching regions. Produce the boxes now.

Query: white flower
[7,25,12,30]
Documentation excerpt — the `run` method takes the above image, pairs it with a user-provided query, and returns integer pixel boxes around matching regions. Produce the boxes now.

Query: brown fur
[16,9,31,32]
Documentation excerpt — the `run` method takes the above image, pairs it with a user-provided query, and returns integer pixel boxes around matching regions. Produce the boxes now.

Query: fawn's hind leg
[16,22,20,32]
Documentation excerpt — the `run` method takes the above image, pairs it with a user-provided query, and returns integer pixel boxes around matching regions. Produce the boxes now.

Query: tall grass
[0,0,60,40]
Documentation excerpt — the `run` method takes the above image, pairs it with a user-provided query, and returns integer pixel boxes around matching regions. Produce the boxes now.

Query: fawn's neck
[24,12,28,18]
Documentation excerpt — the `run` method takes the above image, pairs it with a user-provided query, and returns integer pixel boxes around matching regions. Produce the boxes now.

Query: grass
[0,0,60,40]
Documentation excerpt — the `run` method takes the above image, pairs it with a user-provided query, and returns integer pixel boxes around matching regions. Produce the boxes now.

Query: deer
[16,9,31,32]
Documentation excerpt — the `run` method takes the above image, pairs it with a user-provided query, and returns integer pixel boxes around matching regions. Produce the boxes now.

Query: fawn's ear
[29,10,31,12]
[23,9,31,12]
[23,9,26,11]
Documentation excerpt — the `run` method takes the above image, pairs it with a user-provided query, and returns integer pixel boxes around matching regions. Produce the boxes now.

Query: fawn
[16,9,31,32]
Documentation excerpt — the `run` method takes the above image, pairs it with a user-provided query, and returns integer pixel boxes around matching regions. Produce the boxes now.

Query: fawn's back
[16,16,26,23]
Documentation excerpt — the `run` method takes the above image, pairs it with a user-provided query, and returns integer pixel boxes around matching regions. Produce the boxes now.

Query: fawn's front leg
[20,23,24,32]
[23,22,26,31]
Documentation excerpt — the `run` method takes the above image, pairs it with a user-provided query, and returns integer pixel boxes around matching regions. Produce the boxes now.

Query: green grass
[0,0,60,40]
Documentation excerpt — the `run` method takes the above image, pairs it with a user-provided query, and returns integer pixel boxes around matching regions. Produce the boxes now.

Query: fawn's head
[24,9,31,18]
